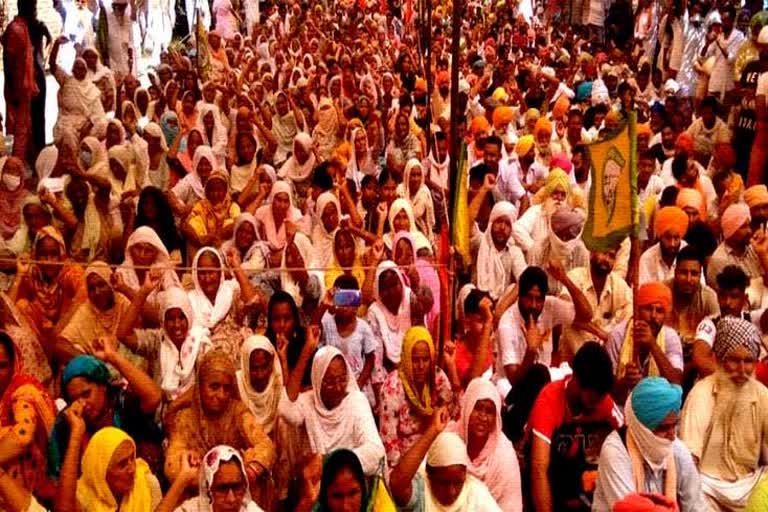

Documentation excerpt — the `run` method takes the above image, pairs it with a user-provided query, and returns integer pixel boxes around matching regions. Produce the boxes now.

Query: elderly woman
[385,112,420,180]
[182,170,241,252]
[312,98,342,162]
[164,350,275,502]
[170,144,214,219]
[378,327,456,469]
[57,262,132,365]
[397,159,435,243]
[278,133,317,204]
[389,425,501,511]
[117,282,212,403]
[309,192,341,270]
[187,247,262,357]
[48,351,162,479]
[680,318,768,511]
[382,198,431,253]
[271,91,305,164]
[57,424,161,512]
[593,377,704,511]
[10,227,86,350]
[0,332,56,506]
[278,345,385,476]
[158,445,266,512]
[49,39,106,156]
[446,378,523,510]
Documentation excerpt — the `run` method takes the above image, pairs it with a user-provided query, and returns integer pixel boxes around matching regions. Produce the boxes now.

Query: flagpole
[629,112,640,366]
[446,0,461,346]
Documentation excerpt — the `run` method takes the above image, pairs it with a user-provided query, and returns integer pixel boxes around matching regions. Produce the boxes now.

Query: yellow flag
[451,143,470,265]
[583,113,639,251]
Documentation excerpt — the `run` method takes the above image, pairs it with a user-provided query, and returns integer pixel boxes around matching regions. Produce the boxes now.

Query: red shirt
[455,339,493,384]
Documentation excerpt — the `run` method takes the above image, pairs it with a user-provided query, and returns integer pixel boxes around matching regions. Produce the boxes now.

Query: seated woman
[115,226,182,325]
[57,176,115,263]
[133,187,184,258]
[117,281,212,403]
[382,198,431,254]
[188,247,262,357]
[365,260,415,370]
[182,170,241,252]
[278,133,317,205]
[254,181,305,269]
[389,415,502,511]
[281,232,323,316]
[279,344,385,476]
[265,291,312,386]
[10,226,86,352]
[57,262,132,365]
[221,213,269,276]
[323,229,365,291]
[48,349,163,479]
[447,378,523,510]
[164,350,275,503]
[378,326,456,470]
[593,377,704,512]
[158,445,266,512]
[309,191,341,270]
[169,143,214,220]
[56,425,161,512]
[231,132,261,197]
[0,294,51,389]
[295,449,374,512]
[142,123,171,191]
[0,196,52,259]
[396,159,435,244]
[392,232,440,340]
[0,333,56,506]
[680,318,768,511]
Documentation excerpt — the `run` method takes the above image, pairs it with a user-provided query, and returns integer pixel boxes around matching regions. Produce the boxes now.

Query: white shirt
[639,241,687,285]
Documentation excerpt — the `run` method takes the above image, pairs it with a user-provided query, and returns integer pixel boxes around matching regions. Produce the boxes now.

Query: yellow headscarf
[77,427,153,512]
[398,326,436,416]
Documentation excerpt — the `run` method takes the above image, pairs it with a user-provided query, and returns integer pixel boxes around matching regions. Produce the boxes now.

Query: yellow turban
[654,206,689,237]
[516,135,535,157]
[542,168,570,197]
[492,106,514,129]
[525,108,541,123]
[745,185,768,208]
[492,87,509,103]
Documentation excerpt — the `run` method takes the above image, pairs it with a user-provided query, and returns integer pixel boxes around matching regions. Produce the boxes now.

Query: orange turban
[552,95,571,120]
[654,206,688,237]
[533,117,553,139]
[470,116,490,139]
[675,133,694,154]
[492,106,515,129]
[415,78,427,92]
[675,188,704,220]
[745,185,768,208]
[637,282,672,311]
[636,123,653,138]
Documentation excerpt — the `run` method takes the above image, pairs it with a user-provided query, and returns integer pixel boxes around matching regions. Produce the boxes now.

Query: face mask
[2,174,20,191]
[80,150,92,167]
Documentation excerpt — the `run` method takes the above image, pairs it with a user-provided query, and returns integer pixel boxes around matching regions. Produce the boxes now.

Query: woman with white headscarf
[142,122,171,191]
[280,232,323,310]
[117,285,212,402]
[50,46,106,155]
[312,98,341,162]
[271,91,304,164]
[278,345,385,476]
[170,145,215,219]
[309,192,341,270]
[278,132,316,203]
[254,181,306,267]
[237,335,283,436]
[382,198,431,253]
[197,104,229,168]
[221,213,270,273]
[396,159,435,242]
[366,260,414,369]
[160,445,265,511]
[390,426,502,511]
[476,201,527,301]
[447,378,523,511]
[345,127,379,188]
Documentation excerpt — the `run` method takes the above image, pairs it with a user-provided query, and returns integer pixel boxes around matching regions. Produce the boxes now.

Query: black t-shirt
[736,60,768,139]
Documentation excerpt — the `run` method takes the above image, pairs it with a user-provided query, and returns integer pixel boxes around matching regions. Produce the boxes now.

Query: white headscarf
[310,192,340,269]
[221,213,269,266]
[236,335,283,435]
[345,128,377,188]
[190,145,216,199]
[117,226,181,291]
[280,232,322,307]
[397,158,435,237]
[384,198,431,252]
[199,445,264,512]
[188,247,240,329]
[253,180,303,251]
[367,260,412,365]
[477,201,518,300]
[159,287,212,401]
[278,132,316,182]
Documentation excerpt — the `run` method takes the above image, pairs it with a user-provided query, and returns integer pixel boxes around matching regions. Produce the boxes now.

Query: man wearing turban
[639,207,689,285]
[660,133,717,217]
[745,184,768,225]
[706,202,767,288]
[606,282,684,404]
[593,377,705,511]
[681,317,768,511]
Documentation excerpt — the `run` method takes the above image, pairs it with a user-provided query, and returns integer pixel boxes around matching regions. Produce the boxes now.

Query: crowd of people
[1,0,768,510]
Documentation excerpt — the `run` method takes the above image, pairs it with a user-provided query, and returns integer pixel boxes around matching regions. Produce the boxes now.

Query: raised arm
[468,174,494,228]
[466,297,495,385]
[92,335,162,415]
[55,400,87,512]
[224,247,264,312]
[283,325,320,401]
[116,272,161,351]
[547,259,593,324]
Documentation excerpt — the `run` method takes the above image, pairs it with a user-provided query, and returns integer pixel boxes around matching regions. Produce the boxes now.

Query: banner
[451,142,470,266]
[582,112,639,252]
[196,7,211,82]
